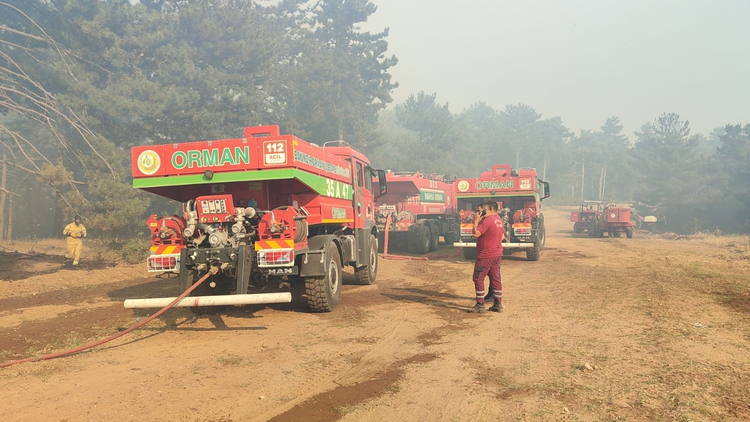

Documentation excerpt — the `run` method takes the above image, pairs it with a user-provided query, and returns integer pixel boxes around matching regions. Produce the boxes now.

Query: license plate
[265,267,298,276]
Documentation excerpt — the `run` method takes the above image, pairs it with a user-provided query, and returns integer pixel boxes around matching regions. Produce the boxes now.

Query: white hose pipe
[124,292,292,309]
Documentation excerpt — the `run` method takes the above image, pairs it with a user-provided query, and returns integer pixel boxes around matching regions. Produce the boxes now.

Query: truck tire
[589,219,598,238]
[429,222,440,251]
[526,242,540,261]
[463,247,477,260]
[305,249,342,312]
[539,218,546,249]
[626,228,634,239]
[419,224,431,254]
[409,224,430,254]
[355,234,378,285]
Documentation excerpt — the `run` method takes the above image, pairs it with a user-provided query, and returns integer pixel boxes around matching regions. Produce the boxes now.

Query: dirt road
[1,207,749,421]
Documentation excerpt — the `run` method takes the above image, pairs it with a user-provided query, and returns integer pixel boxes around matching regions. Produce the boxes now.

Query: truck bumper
[124,292,292,308]
[453,242,535,248]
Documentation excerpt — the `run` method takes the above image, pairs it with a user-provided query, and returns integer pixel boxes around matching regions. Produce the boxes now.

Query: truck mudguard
[355,221,377,266]
[299,235,339,278]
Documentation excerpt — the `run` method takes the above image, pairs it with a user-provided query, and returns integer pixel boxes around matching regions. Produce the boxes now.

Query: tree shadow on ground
[381,286,470,311]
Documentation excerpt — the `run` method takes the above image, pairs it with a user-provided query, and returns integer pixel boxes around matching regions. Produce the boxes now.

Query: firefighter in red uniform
[468,201,504,313]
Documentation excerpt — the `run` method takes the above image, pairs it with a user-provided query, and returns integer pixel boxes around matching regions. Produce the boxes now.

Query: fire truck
[570,200,604,234]
[374,172,458,254]
[453,165,550,261]
[589,204,635,238]
[130,125,386,312]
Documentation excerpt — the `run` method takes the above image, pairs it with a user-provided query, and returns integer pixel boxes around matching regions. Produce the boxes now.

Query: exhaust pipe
[124,292,292,309]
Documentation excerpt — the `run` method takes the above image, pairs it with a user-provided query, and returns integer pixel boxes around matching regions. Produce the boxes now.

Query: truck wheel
[305,249,342,312]
[626,228,634,239]
[526,242,541,261]
[429,222,439,251]
[463,247,477,260]
[411,224,430,254]
[589,220,598,237]
[355,234,378,285]
[539,220,547,249]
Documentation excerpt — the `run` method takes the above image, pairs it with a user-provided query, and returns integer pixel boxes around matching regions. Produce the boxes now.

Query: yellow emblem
[137,150,161,175]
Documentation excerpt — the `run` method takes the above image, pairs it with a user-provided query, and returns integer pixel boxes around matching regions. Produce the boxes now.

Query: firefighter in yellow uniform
[63,215,87,267]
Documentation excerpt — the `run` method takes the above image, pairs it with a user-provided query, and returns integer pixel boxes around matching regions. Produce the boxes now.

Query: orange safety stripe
[150,245,183,255]
[255,239,295,251]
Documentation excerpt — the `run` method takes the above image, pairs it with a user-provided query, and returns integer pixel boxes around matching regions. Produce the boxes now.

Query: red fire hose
[0,268,217,369]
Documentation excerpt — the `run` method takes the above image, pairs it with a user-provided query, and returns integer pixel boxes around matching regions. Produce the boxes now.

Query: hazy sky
[364,0,750,140]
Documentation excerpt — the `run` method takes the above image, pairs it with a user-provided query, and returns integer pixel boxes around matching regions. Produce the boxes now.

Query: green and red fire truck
[130,125,386,312]
[452,165,550,261]
[374,172,458,254]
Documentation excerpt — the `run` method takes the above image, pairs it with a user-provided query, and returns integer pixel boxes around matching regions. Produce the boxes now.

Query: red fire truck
[453,165,550,261]
[374,172,458,254]
[129,125,386,312]
[570,200,604,234]
[589,204,636,238]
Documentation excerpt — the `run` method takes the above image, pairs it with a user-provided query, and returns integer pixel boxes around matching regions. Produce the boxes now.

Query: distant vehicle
[589,204,635,238]
[632,207,667,232]
[570,200,604,234]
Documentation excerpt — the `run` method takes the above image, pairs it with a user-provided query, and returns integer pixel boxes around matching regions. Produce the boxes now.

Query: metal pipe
[124,292,292,309]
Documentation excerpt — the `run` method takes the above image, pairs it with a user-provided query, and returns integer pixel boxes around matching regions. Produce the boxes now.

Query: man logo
[457,180,470,192]
[137,150,161,175]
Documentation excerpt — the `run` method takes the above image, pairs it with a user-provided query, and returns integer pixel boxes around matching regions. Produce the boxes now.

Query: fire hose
[0,267,218,369]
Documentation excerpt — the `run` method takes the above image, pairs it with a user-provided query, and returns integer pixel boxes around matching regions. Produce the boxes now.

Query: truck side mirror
[542,181,550,199]
[376,169,387,198]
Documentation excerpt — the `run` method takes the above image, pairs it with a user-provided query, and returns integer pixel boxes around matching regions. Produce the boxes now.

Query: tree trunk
[55,191,63,237]
[6,196,12,243]
[0,152,6,242]
[580,158,585,202]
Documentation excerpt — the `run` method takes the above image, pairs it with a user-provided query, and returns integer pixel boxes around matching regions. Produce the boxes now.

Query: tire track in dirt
[246,252,477,422]
[267,353,435,422]
[0,303,135,359]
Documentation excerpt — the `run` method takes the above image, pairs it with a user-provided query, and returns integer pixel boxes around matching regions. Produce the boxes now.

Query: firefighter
[63,215,87,268]
[468,202,504,313]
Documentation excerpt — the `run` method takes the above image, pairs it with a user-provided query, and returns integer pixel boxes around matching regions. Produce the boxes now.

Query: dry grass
[648,232,750,259]
[0,238,66,256]
[0,237,149,264]
[685,233,750,253]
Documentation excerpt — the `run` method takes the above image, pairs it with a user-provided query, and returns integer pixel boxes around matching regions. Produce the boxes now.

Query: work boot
[467,303,486,313]
[489,299,503,313]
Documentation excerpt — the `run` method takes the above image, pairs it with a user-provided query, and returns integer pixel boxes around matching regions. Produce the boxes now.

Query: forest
[0,0,748,241]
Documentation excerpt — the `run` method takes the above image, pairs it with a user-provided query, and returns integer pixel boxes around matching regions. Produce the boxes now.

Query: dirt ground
[1,207,750,421]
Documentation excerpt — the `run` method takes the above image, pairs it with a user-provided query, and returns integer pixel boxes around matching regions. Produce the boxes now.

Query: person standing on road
[468,201,504,313]
[63,215,87,268]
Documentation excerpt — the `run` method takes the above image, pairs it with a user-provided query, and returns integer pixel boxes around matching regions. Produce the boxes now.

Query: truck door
[352,159,373,229]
